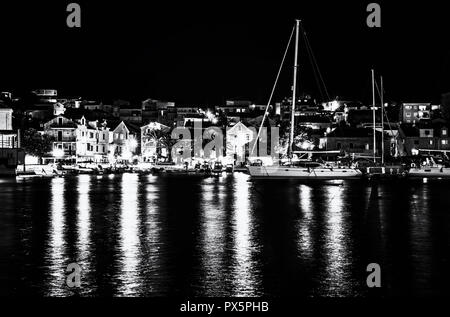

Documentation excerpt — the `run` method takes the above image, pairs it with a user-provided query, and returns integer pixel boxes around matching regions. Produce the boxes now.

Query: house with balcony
[43,115,77,162]
[0,107,17,148]
[0,106,24,175]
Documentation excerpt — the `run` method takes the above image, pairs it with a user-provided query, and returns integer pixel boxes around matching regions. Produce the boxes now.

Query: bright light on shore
[52,149,64,158]
[128,138,138,151]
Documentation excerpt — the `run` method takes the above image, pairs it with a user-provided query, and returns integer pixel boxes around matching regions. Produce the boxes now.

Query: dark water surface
[1,173,449,297]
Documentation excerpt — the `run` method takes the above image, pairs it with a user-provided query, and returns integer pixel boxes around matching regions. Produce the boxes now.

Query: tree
[147,128,176,162]
[22,128,54,164]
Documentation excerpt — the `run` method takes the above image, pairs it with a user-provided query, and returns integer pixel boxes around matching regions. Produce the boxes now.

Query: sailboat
[247,20,362,180]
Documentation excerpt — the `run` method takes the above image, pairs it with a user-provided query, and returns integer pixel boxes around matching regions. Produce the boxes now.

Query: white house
[226,122,254,164]
[109,121,139,162]
[76,116,110,163]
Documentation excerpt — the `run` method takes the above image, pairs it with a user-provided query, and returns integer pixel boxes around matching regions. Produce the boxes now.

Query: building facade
[43,115,77,160]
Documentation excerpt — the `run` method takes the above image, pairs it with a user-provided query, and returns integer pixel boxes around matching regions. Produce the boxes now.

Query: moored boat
[248,161,362,179]
[407,166,450,178]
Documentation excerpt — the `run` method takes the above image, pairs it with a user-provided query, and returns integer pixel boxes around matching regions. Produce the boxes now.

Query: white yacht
[407,166,450,178]
[248,161,362,179]
[247,20,362,180]
[407,157,450,178]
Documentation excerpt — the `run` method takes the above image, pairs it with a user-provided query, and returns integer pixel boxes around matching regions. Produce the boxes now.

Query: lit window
[443,129,447,136]
[442,140,448,145]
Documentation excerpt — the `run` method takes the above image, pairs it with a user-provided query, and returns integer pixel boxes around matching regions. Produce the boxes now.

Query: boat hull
[407,167,450,178]
[248,166,363,179]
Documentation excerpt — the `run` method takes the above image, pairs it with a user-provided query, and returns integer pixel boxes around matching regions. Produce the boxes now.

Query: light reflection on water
[1,175,450,296]
[321,185,353,296]
[118,173,141,296]
[46,177,68,296]
[297,185,314,260]
[231,173,261,296]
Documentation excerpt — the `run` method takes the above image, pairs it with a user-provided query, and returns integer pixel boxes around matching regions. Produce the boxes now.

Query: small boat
[33,165,64,177]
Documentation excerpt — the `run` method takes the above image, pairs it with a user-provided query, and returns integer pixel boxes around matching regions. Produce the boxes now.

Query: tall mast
[371,69,376,163]
[381,76,384,165]
[289,20,300,156]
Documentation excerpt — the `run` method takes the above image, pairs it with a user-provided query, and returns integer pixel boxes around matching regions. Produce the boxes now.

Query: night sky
[0,1,449,105]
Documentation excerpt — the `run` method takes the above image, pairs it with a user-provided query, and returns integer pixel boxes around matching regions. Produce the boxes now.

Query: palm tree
[146,128,175,162]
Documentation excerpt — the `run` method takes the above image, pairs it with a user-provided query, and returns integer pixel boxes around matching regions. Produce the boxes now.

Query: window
[102,133,105,140]
[443,129,447,136]
[90,132,94,138]
[442,140,448,145]
[406,113,411,118]
[96,146,98,152]
[429,140,433,145]
[120,134,124,140]
[58,118,63,125]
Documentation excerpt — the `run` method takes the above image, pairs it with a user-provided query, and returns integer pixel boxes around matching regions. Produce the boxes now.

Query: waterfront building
[109,121,139,163]
[0,105,24,175]
[226,121,255,164]
[319,126,389,157]
[0,107,19,149]
[398,122,450,156]
[43,115,77,163]
[75,116,110,163]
